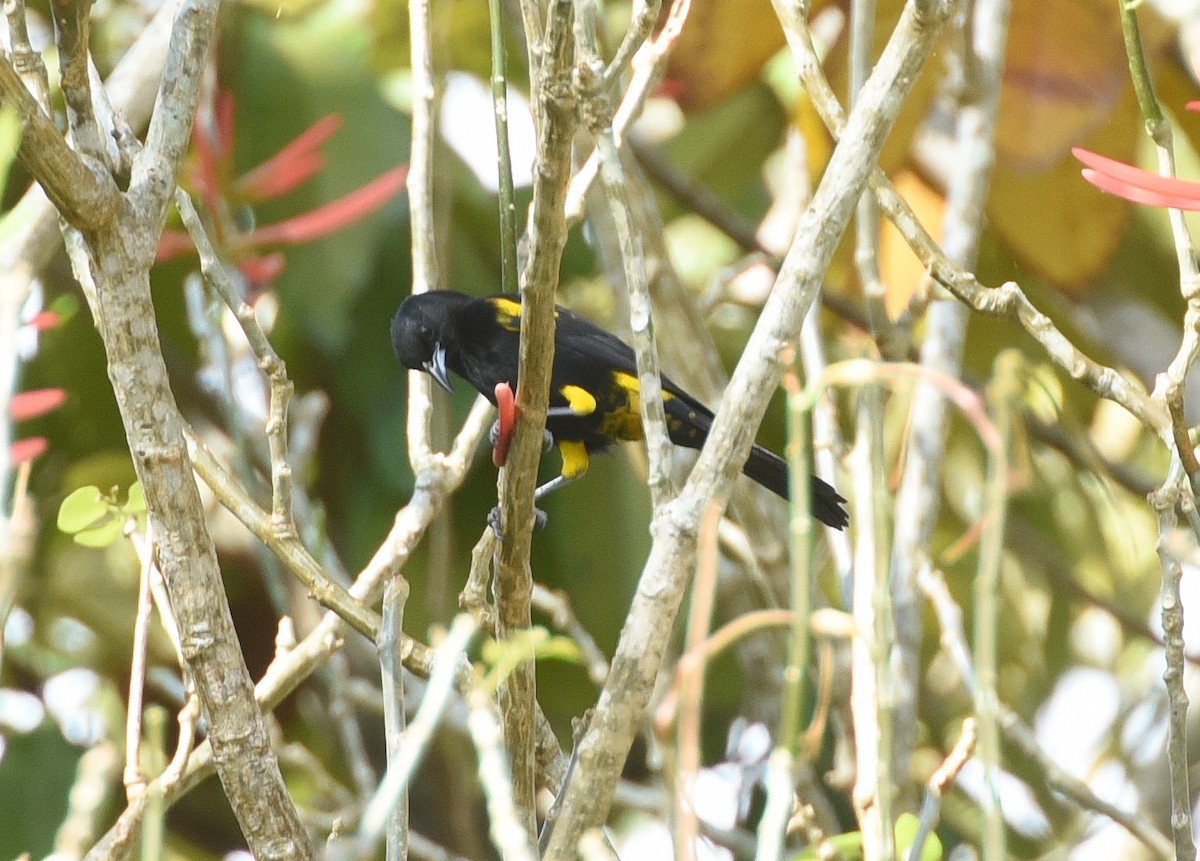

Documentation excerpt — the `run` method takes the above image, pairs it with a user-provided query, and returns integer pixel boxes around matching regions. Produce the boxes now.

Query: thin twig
[976,352,1018,861]
[1151,478,1196,861]
[407,0,439,467]
[574,0,675,508]
[488,0,520,294]
[124,521,157,800]
[357,615,481,851]
[381,577,412,861]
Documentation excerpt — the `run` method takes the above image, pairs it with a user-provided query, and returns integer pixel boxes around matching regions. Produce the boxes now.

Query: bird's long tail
[742,444,848,529]
[665,397,848,529]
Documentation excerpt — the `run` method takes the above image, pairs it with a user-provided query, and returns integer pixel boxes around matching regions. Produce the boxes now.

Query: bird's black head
[391,291,473,394]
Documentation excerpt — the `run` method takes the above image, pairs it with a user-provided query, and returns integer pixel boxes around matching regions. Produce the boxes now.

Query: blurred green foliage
[0,0,1181,857]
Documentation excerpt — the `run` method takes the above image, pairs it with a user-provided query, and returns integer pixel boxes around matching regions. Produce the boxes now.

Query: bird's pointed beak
[423,344,454,394]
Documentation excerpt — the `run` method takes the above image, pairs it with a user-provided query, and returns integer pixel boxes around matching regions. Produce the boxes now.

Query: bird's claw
[487,505,549,539]
[487,422,553,452]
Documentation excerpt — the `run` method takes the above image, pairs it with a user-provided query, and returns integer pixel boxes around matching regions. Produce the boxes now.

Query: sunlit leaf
[125,483,146,516]
[0,105,19,201]
[996,0,1127,173]
[57,486,109,534]
[73,517,125,548]
[988,85,1137,290]
[895,812,943,861]
[878,170,945,319]
[664,0,788,110]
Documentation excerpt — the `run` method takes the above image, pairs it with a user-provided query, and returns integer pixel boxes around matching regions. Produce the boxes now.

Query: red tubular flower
[10,437,48,464]
[1074,146,1200,210]
[236,166,409,249]
[10,389,67,421]
[160,93,408,287]
[234,114,342,201]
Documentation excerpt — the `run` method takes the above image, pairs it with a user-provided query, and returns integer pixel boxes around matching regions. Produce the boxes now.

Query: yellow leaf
[996,0,1127,172]
[988,83,1137,290]
[665,0,790,110]
[878,170,946,319]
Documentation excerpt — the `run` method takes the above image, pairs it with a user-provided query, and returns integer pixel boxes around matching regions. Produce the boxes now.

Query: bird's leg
[533,473,578,501]
[488,439,587,538]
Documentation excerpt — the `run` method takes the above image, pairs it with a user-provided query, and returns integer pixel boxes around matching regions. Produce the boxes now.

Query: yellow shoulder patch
[487,297,559,334]
[489,297,523,333]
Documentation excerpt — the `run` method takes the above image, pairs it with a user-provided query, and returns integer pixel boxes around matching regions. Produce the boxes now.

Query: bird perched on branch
[391,290,848,529]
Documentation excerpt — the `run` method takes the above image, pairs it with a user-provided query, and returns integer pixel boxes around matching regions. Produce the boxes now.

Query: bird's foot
[488,505,549,539]
[490,420,554,468]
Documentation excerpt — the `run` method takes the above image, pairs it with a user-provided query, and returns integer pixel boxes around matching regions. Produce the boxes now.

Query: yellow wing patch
[560,385,597,416]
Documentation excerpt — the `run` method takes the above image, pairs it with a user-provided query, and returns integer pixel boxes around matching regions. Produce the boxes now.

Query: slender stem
[1153,476,1197,861]
[780,370,813,754]
[380,577,411,861]
[407,0,439,467]
[488,0,520,294]
[976,352,1017,861]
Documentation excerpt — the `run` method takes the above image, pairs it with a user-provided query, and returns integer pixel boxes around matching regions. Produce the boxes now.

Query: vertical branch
[850,0,897,355]
[4,0,51,110]
[33,0,316,853]
[51,0,106,162]
[573,0,674,508]
[407,0,439,467]
[1152,480,1197,861]
[380,577,412,861]
[886,0,1009,791]
[849,384,893,861]
[780,370,813,756]
[755,369,818,861]
[494,0,576,836]
[976,352,1016,861]
[671,504,722,861]
[1118,0,1200,302]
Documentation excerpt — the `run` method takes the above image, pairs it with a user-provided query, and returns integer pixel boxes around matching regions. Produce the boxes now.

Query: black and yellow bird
[391,290,848,529]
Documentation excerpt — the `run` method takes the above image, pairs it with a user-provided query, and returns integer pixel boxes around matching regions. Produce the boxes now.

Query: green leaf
[124,482,146,515]
[895,813,942,861]
[480,628,583,691]
[73,517,124,548]
[57,487,109,534]
[0,105,19,201]
[787,815,942,861]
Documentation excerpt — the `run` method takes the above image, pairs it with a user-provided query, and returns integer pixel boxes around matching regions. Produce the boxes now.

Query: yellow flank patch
[601,371,674,440]
[558,440,590,479]
[611,371,639,397]
[560,385,597,416]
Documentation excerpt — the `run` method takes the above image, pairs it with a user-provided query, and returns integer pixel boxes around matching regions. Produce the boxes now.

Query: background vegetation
[1,0,1197,859]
